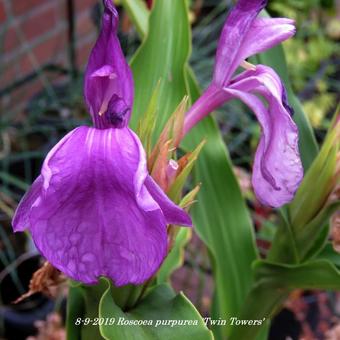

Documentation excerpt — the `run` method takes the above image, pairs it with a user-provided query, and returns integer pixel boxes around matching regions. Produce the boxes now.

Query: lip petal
[225,66,303,207]
[12,126,191,286]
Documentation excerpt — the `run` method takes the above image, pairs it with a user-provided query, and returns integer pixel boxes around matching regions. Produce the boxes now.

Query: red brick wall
[0,0,99,116]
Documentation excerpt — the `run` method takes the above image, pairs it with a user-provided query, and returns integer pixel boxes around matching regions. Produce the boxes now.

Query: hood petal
[225,66,303,207]
[84,0,133,129]
[239,18,295,61]
[213,0,267,86]
[12,176,43,232]
[12,127,191,286]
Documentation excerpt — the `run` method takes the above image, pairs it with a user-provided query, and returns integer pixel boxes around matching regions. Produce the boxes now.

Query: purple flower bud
[84,0,133,129]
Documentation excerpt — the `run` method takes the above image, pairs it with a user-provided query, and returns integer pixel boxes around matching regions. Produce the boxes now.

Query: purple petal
[213,0,267,86]
[225,66,303,207]
[239,18,295,61]
[183,84,229,135]
[12,176,43,232]
[12,127,190,286]
[12,129,79,231]
[144,176,192,227]
[84,0,133,129]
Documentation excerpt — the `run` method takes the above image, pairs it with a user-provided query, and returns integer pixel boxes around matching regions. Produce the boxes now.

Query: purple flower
[183,0,303,207]
[12,0,191,286]
[84,0,133,129]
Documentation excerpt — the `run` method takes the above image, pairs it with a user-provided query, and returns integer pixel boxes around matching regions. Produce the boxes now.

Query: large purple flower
[183,0,303,207]
[12,0,191,286]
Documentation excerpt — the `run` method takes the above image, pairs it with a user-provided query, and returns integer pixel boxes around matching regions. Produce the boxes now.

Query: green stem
[81,282,107,340]
[267,212,300,264]
[229,213,299,339]
[229,286,288,340]
[66,279,144,340]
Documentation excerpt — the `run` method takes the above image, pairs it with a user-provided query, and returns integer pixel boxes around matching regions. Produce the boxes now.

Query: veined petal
[12,127,190,286]
[84,0,133,129]
[13,129,80,231]
[230,65,294,116]
[213,0,267,86]
[226,66,303,207]
[12,176,43,232]
[239,18,296,61]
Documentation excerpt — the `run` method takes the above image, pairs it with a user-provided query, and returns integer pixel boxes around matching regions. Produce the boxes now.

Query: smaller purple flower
[84,0,134,129]
[183,0,303,207]
[12,0,191,286]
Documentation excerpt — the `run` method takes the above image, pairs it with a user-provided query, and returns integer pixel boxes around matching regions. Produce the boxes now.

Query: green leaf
[99,281,214,340]
[0,171,29,191]
[254,259,340,289]
[183,71,258,339]
[157,186,202,283]
[318,243,340,268]
[130,0,190,138]
[289,116,339,228]
[137,80,161,154]
[66,285,85,340]
[269,114,339,263]
[120,0,148,38]
[167,140,205,202]
[267,212,299,264]
[80,280,108,340]
[68,280,143,340]
[297,201,340,261]
[157,228,191,283]
[229,259,340,340]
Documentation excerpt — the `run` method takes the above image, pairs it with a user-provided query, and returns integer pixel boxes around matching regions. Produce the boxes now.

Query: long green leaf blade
[230,259,340,339]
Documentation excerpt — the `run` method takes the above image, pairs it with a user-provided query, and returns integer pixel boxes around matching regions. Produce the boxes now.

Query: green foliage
[5,1,339,340]
[119,1,339,339]
[99,280,213,340]
[229,259,340,340]
[183,72,258,339]
[303,92,337,127]
[269,0,339,128]
[318,243,340,267]
[129,0,190,137]
[67,279,213,340]
[120,0,148,37]
[137,81,161,154]
[167,140,205,202]
[66,285,85,340]
[232,110,339,339]
[157,228,192,284]
[257,259,340,291]
[289,115,339,228]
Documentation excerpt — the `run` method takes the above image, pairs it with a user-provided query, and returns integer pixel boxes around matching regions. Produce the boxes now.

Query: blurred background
[0,0,339,339]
